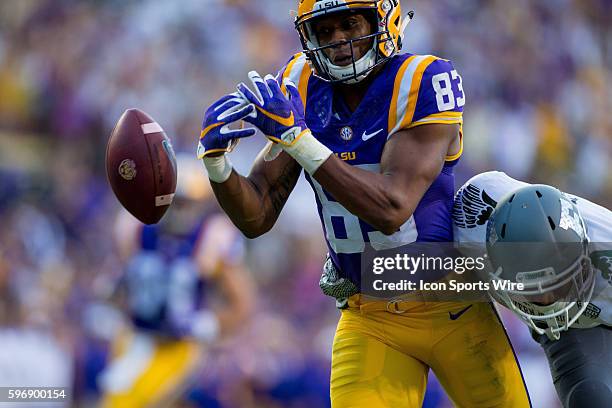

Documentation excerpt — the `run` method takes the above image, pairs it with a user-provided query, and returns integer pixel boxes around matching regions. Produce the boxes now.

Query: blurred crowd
[0,0,609,406]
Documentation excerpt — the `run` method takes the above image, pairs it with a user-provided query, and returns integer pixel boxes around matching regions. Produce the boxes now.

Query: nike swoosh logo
[362,129,383,141]
[449,305,473,321]
[255,106,295,127]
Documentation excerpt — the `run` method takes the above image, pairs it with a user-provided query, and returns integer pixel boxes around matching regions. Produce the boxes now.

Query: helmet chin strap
[325,46,377,84]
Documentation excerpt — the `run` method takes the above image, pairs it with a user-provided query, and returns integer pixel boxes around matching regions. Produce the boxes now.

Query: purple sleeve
[412,59,465,123]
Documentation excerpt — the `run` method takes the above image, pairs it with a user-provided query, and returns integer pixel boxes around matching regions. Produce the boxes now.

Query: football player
[197,1,530,406]
[453,171,612,407]
[99,154,254,408]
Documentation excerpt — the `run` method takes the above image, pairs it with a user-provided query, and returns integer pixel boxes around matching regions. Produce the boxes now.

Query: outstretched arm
[198,91,302,239]
[208,148,302,238]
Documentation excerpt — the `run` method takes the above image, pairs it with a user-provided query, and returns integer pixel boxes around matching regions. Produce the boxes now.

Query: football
[106,109,177,225]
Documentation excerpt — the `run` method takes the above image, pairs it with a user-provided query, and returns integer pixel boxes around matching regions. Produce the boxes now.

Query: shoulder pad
[389,56,464,135]
[277,53,312,107]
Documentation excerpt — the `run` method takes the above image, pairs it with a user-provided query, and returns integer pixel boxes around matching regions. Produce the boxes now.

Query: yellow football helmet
[295,0,413,83]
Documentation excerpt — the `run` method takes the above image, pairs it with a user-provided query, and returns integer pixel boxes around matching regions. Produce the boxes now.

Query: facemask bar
[489,247,591,297]
[301,31,392,83]
[500,273,595,340]
[295,2,395,83]
[490,255,595,340]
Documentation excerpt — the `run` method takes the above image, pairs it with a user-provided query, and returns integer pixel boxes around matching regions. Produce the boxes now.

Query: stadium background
[0,0,609,406]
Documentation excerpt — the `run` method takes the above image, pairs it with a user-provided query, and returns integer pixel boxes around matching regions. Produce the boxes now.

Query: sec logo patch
[340,126,353,141]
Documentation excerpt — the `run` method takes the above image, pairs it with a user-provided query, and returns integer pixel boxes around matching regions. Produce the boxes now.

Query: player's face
[310,11,374,66]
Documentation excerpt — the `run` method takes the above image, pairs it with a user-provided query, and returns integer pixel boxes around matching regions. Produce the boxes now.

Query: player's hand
[237,71,308,146]
[197,93,256,159]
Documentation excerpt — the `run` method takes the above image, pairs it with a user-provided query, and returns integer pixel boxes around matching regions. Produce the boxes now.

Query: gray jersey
[453,171,612,328]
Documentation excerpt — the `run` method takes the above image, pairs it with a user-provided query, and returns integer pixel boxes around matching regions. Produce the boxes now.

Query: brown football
[106,109,177,224]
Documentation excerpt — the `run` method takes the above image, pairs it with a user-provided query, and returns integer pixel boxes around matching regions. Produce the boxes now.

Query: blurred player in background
[99,154,254,408]
[454,171,612,407]
[197,1,530,406]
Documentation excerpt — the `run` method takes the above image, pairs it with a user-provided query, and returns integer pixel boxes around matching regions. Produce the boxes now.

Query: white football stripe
[391,55,430,135]
[155,193,174,207]
[141,122,164,135]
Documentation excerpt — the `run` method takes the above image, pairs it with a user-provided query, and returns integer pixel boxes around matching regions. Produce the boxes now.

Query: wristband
[282,129,333,175]
[202,155,233,183]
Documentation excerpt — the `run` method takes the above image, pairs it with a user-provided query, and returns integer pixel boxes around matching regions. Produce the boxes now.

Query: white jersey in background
[453,171,612,328]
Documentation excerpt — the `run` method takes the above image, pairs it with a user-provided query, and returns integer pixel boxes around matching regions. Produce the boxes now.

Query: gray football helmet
[486,185,595,340]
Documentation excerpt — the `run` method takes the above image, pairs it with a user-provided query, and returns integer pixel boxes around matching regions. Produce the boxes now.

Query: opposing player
[99,154,254,408]
[197,1,530,406]
[453,171,612,407]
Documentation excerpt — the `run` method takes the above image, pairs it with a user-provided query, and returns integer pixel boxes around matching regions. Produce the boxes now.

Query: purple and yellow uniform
[100,211,243,408]
[279,53,531,407]
[282,52,464,287]
[126,219,210,335]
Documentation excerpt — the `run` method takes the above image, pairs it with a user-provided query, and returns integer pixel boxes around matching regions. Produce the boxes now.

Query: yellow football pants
[100,333,204,408]
[330,300,531,408]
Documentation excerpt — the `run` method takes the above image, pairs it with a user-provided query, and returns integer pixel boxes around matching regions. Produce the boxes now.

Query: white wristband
[190,310,220,343]
[202,155,233,183]
[282,129,333,175]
